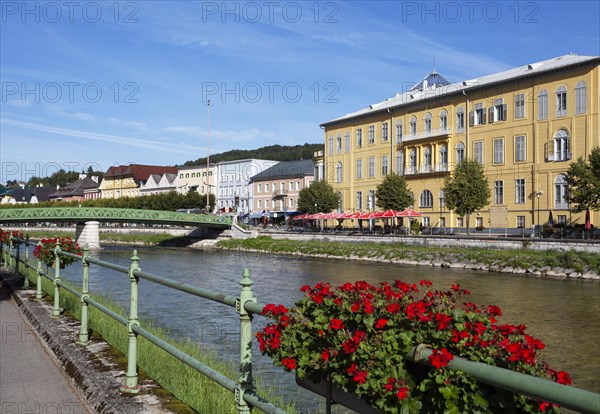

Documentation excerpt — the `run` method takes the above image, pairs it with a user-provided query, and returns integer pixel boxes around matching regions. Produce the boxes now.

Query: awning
[248,213,263,219]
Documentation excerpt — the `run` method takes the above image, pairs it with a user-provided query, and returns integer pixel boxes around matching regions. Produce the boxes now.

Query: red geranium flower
[330,318,344,331]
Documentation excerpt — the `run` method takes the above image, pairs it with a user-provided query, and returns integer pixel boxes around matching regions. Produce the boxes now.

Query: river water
[59,246,600,412]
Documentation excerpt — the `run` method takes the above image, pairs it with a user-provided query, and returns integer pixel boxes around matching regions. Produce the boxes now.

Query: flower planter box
[296,377,383,414]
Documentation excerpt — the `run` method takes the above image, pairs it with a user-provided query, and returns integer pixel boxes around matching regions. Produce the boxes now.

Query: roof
[409,70,451,91]
[103,164,178,181]
[250,159,314,182]
[3,187,55,203]
[321,54,600,126]
[49,177,99,199]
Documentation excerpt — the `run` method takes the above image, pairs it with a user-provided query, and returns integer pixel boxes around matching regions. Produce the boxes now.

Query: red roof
[104,164,178,182]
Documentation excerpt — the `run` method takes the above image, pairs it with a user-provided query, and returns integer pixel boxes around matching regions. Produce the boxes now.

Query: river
[59,246,600,412]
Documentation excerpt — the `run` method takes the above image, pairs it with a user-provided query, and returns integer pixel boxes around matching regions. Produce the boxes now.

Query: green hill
[182,143,323,166]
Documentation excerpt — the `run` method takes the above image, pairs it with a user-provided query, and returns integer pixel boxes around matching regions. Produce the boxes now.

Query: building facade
[139,173,177,195]
[250,159,314,214]
[321,55,599,229]
[176,165,217,196]
[99,164,178,199]
[216,159,279,213]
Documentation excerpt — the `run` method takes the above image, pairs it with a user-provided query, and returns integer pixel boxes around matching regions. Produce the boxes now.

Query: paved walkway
[0,282,90,414]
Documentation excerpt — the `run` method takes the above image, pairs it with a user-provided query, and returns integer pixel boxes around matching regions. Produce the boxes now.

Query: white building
[216,159,279,213]
[177,164,218,195]
[139,173,177,195]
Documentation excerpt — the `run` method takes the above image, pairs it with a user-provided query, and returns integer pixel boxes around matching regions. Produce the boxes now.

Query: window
[368,190,375,210]
[456,107,465,132]
[345,132,351,152]
[439,109,448,130]
[409,116,417,136]
[336,162,343,183]
[356,191,363,210]
[439,217,446,227]
[556,85,567,116]
[515,179,526,204]
[514,94,525,119]
[258,200,262,208]
[258,183,262,193]
[489,98,507,122]
[409,149,417,174]
[456,142,465,165]
[423,146,432,172]
[381,154,388,176]
[494,180,504,204]
[557,215,567,225]
[516,216,525,228]
[493,138,504,164]
[474,141,484,164]
[439,190,445,208]
[382,122,388,142]
[538,89,548,120]
[289,198,294,208]
[296,181,300,190]
[368,125,375,144]
[396,121,403,142]
[280,182,285,192]
[336,135,342,153]
[476,217,483,228]
[420,190,433,208]
[356,159,363,179]
[424,113,432,133]
[368,156,375,177]
[515,135,526,162]
[575,81,587,114]
[439,144,448,170]
[265,183,269,192]
[470,103,486,126]
[396,151,403,174]
[457,217,464,227]
[328,136,333,155]
[553,129,571,161]
[554,174,568,209]
[265,199,269,208]
[289,181,293,191]
[337,192,343,213]
[356,128,363,148]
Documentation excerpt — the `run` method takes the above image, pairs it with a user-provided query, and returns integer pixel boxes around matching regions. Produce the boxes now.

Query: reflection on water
[60,246,600,411]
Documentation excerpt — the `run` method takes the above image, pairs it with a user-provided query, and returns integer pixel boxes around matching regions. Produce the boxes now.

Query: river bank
[216,236,600,280]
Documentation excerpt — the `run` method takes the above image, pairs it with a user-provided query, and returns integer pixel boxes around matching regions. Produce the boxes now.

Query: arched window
[456,107,465,132]
[553,129,571,161]
[575,81,587,114]
[439,144,448,171]
[554,174,568,209]
[409,116,417,136]
[537,89,548,120]
[420,190,433,208]
[556,85,567,116]
[424,146,432,172]
[439,109,448,130]
[456,142,465,164]
[424,113,432,133]
[336,162,343,183]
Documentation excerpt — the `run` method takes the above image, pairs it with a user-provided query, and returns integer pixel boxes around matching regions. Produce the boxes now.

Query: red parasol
[397,208,423,217]
[373,209,402,218]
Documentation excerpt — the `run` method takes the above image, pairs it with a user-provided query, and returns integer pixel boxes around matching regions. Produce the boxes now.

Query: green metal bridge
[0,207,232,228]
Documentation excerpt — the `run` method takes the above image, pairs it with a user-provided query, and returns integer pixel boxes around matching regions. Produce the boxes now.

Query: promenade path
[0,278,90,414]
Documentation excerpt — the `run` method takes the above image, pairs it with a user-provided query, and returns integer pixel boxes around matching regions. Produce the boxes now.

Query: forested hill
[182,143,324,166]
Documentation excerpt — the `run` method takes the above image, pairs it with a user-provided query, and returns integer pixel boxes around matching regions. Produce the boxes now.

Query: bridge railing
[1,236,600,414]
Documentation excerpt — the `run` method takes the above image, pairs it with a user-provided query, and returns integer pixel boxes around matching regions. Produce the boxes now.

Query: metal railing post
[236,268,257,414]
[14,237,20,275]
[52,240,62,318]
[23,235,30,289]
[120,249,141,394]
[76,245,90,346]
[9,238,14,271]
[35,257,43,302]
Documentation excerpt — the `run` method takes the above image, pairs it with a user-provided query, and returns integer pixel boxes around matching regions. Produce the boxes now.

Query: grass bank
[217,236,600,277]
[17,258,297,414]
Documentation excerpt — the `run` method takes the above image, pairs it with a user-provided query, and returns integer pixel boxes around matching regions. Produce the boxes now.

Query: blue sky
[1,1,599,183]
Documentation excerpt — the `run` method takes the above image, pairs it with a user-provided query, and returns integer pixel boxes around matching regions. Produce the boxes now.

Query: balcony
[272,189,288,198]
[397,127,452,144]
[404,163,449,176]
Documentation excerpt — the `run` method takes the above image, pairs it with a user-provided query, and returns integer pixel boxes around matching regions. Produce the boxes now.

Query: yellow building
[321,54,600,230]
[99,164,178,199]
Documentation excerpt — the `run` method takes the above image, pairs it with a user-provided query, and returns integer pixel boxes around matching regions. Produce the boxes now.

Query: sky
[1,0,599,184]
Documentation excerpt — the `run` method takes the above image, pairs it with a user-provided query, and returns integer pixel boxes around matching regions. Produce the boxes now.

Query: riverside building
[320,54,599,230]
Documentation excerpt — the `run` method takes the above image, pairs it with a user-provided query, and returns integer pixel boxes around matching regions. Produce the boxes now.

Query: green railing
[1,236,599,414]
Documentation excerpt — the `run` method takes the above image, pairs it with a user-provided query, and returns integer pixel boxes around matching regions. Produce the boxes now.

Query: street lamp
[535,189,543,237]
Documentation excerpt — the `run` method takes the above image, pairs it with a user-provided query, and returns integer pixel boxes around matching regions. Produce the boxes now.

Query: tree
[442,160,491,234]
[375,173,413,211]
[565,147,600,212]
[297,181,339,214]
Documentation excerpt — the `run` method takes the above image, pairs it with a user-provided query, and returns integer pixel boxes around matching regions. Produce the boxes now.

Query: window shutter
[481,109,486,124]
[502,104,507,120]
[488,107,494,123]
[567,138,572,160]
[469,111,474,126]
